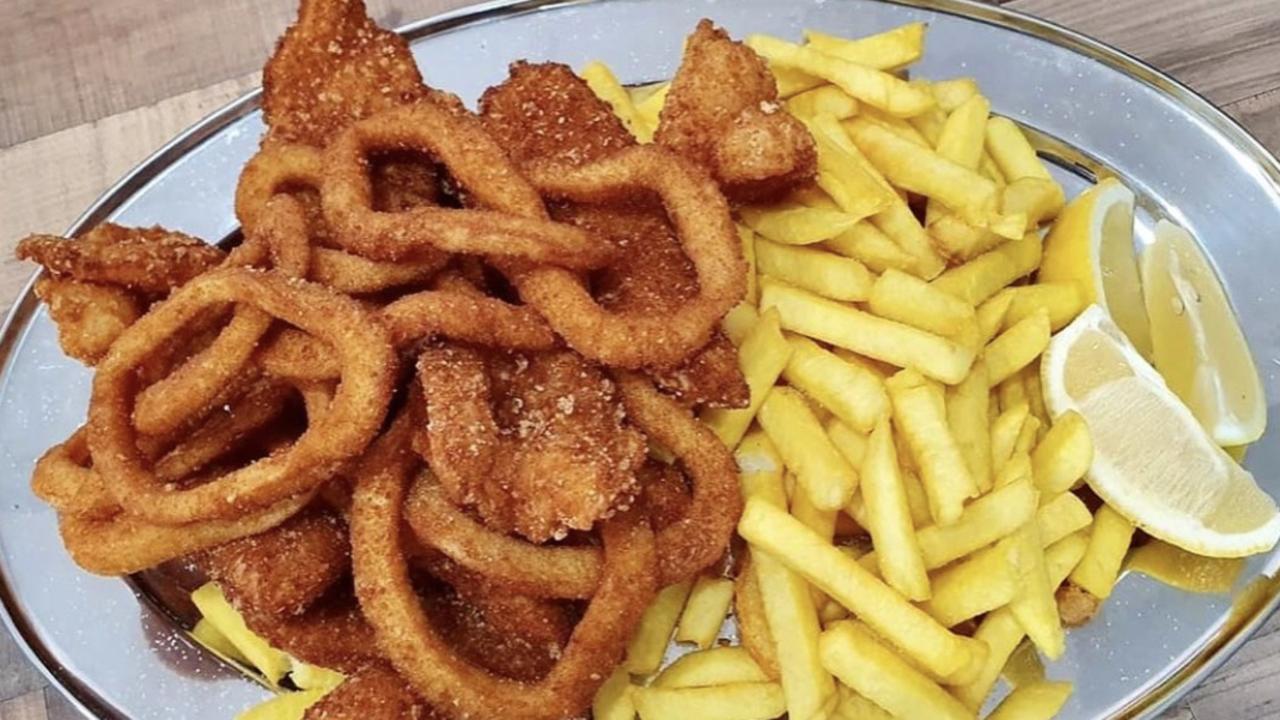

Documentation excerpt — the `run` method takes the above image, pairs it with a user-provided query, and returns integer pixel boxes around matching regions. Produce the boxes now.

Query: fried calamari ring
[403,374,739,596]
[321,102,612,268]
[350,416,657,720]
[89,268,396,525]
[59,491,314,577]
[31,429,116,520]
[511,145,745,369]
[16,224,224,293]
[254,287,558,382]
[131,197,312,437]
[236,141,448,292]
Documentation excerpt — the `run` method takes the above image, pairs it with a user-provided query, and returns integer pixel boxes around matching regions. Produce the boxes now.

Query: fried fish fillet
[480,62,747,408]
[200,507,349,618]
[18,224,224,294]
[656,19,816,202]
[304,663,440,720]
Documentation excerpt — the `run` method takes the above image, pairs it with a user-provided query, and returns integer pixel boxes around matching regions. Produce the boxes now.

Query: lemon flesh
[1040,178,1152,357]
[1141,220,1266,445]
[1042,306,1280,558]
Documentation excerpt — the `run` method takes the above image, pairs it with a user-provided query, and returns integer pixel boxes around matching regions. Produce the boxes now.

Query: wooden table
[1,1,1278,718]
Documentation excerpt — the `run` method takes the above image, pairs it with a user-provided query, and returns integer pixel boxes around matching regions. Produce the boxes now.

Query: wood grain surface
[1,1,1278,719]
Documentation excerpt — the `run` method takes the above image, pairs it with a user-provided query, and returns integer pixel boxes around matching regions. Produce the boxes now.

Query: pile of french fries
[588,21,1143,720]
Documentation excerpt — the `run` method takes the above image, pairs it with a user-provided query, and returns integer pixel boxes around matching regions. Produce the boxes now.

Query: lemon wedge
[1140,220,1266,445]
[1041,305,1280,557]
[1040,178,1153,357]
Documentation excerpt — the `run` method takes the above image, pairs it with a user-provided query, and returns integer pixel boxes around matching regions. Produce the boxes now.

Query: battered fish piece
[34,278,142,365]
[18,224,224,294]
[246,589,381,673]
[638,459,692,531]
[480,63,747,408]
[200,508,349,618]
[262,0,429,147]
[656,19,816,202]
[304,663,439,720]
[419,344,646,543]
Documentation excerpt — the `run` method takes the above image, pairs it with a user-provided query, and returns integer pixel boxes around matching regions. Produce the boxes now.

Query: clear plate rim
[1,1,1277,718]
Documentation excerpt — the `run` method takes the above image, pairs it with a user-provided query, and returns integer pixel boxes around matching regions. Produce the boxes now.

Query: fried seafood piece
[1056,581,1101,627]
[199,507,349,618]
[638,459,692,531]
[246,589,382,673]
[34,278,142,364]
[656,19,816,202]
[417,344,646,543]
[262,0,431,147]
[479,63,747,407]
[304,663,440,720]
[17,224,224,294]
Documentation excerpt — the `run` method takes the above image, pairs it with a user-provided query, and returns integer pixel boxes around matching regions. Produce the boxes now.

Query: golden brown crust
[1056,581,1102,627]
[656,19,816,202]
[304,663,440,720]
[19,225,224,293]
[34,278,143,365]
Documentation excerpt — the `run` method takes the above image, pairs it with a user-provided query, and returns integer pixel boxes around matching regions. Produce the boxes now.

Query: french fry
[739,202,861,245]
[738,225,759,306]
[928,202,1004,260]
[819,621,972,720]
[1006,521,1065,659]
[785,335,889,433]
[900,468,934,528]
[869,269,979,344]
[191,583,291,684]
[761,280,976,384]
[771,63,825,98]
[976,290,1015,347]
[826,418,869,469]
[985,116,1055,181]
[190,618,250,666]
[1002,281,1086,332]
[633,683,787,720]
[847,108,932,148]
[922,539,1019,627]
[953,533,1088,709]
[1024,364,1049,431]
[981,151,1006,185]
[625,580,694,674]
[593,667,637,720]
[834,685,895,720]
[702,308,793,448]
[1069,504,1136,599]
[759,386,860,510]
[806,113,898,221]
[653,647,770,688]
[1037,491,1094,546]
[861,418,931,601]
[931,233,1043,305]
[803,23,926,70]
[632,82,669,143]
[676,576,735,649]
[733,555,780,680]
[995,450,1032,491]
[948,361,993,491]
[847,118,998,226]
[740,455,838,720]
[984,308,1051,386]
[756,237,873,302]
[1003,176,1067,226]
[722,303,760,346]
[237,689,329,719]
[861,478,1038,573]
[927,94,991,232]
[991,403,1030,472]
[580,61,645,139]
[929,78,980,112]
[819,598,851,625]
[986,681,1073,720]
[886,369,977,525]
[792,486,839,608]
[1013,415,1041,457]
[998,370,1029,414]
[786,84,860,120]
[738,499,977,678]
[825,222,919,274]
[1032,411,1094,495]
[747,35,934,117]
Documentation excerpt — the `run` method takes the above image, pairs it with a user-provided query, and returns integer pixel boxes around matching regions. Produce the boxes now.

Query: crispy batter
[200,508,349,617]
[18,225,224,293]
[304,663,440,720]
[1056,580,1102,627]
[426,584,569,683]
[262,0,429,147]
[656,19,816,202]
[246,589,381,673]
[638,459,691,531]
[34,278,142,365]
[418,344,645,543]
[480,63,746,406]
[650,331,748,408]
